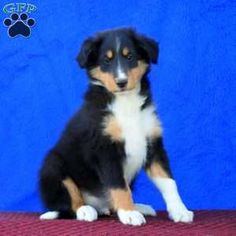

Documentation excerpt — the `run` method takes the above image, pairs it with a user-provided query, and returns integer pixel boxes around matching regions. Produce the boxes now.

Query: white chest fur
[108,89,162,183]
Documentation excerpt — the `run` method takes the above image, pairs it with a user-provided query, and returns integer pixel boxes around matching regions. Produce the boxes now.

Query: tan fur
[127,61,148,90]
[90,61,148,93]
[106,50,113,59]
[90,67,119,92]
[110,188,135,211]
[103,115,122,142]
[63,178,84,212]
[146,162,170,178]
[122,47,129,56]
[149,119,162,139]
[150,126,162,138]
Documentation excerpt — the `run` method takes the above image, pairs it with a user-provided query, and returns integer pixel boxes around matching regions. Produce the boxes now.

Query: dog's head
[77,28,159,93]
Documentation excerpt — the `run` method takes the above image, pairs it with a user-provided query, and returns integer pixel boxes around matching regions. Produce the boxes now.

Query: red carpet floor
[0,211,235,235]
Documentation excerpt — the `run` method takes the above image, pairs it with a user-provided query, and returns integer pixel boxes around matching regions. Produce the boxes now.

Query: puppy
[39,28,193,226]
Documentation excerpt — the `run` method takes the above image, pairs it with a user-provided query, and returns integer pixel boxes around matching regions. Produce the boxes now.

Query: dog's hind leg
[39,152,78,219]
[62,177,99,222]
[40,151,98,221]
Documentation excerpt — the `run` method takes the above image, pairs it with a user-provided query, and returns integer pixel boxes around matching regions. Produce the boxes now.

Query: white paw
[76,205,98,222]
[168,204,194,223]
[40,211,59,220]
[117,209,146,226]
[134,203,156,216]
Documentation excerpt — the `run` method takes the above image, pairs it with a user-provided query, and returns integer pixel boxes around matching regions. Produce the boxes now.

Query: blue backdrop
[0,0,235,212]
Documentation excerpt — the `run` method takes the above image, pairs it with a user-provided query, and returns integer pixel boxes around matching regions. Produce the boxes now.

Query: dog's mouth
[115,85,138,94]
[117,87,127,92]
[115,84,128,93]
[114,79,141,94]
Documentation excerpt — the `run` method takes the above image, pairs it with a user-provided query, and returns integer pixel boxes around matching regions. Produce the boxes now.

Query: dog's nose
[117,80,127,88]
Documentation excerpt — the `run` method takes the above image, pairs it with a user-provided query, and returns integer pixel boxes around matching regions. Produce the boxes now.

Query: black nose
[117,81,127,88]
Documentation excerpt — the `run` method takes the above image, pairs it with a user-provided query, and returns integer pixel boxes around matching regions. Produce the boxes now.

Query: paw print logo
[3,13,35,38]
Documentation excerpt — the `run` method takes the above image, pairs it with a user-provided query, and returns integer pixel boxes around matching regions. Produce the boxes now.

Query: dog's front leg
[145,138,194,223]
[96,143,146,226]
[110,185,146,226]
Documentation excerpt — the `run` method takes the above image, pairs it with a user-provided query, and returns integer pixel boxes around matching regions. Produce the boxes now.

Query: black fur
[145,137,172,178]
[39,28,171,219]
[77,28,159,71]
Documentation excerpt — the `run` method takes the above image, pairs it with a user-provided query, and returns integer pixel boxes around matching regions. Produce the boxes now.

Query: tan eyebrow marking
[106,50,113,59]
[122,47,129,56]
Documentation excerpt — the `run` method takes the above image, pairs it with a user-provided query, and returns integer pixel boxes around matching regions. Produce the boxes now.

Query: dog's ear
[133,32,159,64]
[77,36,102,68]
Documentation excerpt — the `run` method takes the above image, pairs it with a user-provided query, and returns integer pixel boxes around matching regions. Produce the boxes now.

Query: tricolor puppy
[39,28,194,226]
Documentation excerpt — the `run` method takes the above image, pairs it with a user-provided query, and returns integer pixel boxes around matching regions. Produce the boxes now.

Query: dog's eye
[126,53,133,61]
[104,56,111,65]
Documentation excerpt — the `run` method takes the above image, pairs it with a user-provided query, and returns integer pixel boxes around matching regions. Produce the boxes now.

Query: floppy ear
[77,36,102,68]
[134,33,159,64]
